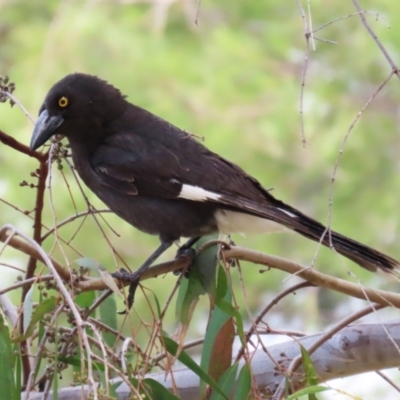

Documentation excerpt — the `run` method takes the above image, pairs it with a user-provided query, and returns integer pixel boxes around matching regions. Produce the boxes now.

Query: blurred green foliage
[1,0,400,333]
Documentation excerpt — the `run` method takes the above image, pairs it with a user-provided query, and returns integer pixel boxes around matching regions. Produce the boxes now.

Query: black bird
[30,73,399,305]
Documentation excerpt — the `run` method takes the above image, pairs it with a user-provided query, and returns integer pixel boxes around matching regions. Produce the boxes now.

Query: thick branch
[2,230,400,308]
[0,129,45,161]
[223,246,400,308]
[22,321,400,399]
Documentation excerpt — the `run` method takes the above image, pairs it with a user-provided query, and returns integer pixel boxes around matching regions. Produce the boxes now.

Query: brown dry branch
[22,320,400,400]
[2,226,400,307]
[223,246,400,308]
[352,0,400,80]
[0,129,45,161]
[234,281,313,363]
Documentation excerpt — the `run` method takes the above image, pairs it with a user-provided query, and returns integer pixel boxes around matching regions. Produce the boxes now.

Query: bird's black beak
[30,109,64,150]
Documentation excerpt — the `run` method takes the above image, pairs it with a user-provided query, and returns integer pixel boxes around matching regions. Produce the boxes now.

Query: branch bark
[21,321,400,399]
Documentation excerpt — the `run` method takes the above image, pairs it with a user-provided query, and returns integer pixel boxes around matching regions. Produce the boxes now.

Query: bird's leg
[113,240,173,310]
[173,236,201,276]
[177,237,201,255]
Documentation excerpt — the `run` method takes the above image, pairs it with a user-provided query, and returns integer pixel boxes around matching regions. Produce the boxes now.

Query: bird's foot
[112,268,141,313]
[112,268,140,283]
[173,244,197,277]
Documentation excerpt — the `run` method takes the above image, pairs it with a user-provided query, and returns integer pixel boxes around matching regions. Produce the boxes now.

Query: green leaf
[149,291,162,318]
[13,343,21,395]
[0,313,18,400]
[162,336,227,399]
[23,286,33,334]
[285,385,330,400]
[216,299,244,343]
[143,378,181,399]
[175,234,219,354]
[75,258,122,297]
[176,234,219,326]
[98,291,118,348]
[74,257,102,275]
[13,297,58,342]
[233,364,251,400]
[300,344,319,387]
[200,265,232,393]
[75,291,96,309]
[35,291,46,378]
[215,264,229,304]
[193,234,219,299]
[58,356,105,372]
[53,324,59,399]
[209,363,238,400]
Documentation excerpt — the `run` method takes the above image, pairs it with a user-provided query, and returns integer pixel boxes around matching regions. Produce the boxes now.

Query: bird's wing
[90,131,400,274]
[91,130,274,204]
[90,131,325,227]
[90,132,188,198]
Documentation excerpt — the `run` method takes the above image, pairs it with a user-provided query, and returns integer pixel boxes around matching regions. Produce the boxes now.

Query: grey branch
[22,320,400,400]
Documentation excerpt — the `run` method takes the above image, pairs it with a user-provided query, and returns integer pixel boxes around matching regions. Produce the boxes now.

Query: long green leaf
[201,265,232,393]
[23,286,33,334]
[0,313,18,400]
[98,291,118,348]
[143,378,181,400]
[13,297,58,342]
[285,385,330,400]
[233,364,251,400]
[209,363,238,400]
[163,336,227,399]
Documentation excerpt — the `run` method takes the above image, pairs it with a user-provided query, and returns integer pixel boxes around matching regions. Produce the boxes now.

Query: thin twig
[0,129,45,161]
[41,209,112,241]
[0,275,54,295]
[2,92,35,123]
[273,303,386,399]
[352,0,400,80]
[326,71,395,249]
[234,282,312,363]
[223,246,400,308]
[24,302,66,395]
[375,371,400,393]
[296,0,309,147]
[313,11,384,34]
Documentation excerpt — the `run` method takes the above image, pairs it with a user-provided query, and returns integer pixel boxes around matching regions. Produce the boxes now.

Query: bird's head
[30,73,127,151]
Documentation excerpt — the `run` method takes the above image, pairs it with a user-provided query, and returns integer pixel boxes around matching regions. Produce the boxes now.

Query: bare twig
[296,0,309,147]
[273,303,386,399]
[375,371,400,393]
[352,0,400,79]
[222,246,400,308]
[326,71,395,249]
[0,275,54,295]
[41,209,112,241]
[234,281,313,362]
[0,129,45,161]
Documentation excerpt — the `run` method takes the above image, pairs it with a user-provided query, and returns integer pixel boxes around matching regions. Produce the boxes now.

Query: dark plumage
[30,73,400,303]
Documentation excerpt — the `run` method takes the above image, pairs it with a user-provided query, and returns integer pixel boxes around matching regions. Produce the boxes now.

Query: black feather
[30,73,400,276]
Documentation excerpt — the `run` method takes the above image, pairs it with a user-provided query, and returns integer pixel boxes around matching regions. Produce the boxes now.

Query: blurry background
[1,0,400,397]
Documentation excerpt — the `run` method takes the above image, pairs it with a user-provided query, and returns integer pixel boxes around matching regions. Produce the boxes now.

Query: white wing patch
[215,210,286,234]
[178,184,221,202]
[277,208,298,218]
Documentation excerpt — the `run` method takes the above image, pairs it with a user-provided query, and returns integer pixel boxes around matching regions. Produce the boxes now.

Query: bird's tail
[270,201,400,273]
[220,191,400,273]
[292,217,399,273]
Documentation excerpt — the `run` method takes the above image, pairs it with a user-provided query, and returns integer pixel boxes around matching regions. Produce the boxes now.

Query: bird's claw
[112,268,141,313]
[173,246,197,277]
[112,268,140,283]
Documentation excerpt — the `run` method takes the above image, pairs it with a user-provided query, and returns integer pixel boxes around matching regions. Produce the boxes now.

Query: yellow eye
[58,96,69,108]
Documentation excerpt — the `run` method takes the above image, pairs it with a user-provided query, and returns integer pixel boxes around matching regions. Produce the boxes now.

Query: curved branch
[223,246,400,308]
[22,321,400,400]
